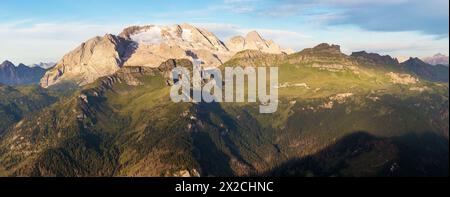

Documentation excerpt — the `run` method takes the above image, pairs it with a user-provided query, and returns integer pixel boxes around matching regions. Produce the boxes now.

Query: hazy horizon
[0,0,448,64]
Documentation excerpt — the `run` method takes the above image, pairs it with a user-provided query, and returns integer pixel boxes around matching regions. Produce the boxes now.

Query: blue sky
[0,0,448,64]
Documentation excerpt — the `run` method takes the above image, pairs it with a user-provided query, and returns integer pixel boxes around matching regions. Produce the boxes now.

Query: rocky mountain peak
[0,60,15,69]
[119,24,229,53]
[118,23,231,68]
[40,34,130,88]
[401,56,449,82]
[313,43,341,53]
[351,51,399,65]
[17,63,28,68]
[227,30,292,55]
[405,57,426,65]
[40,23,293,88]
[1,61,46,85]
[245,31,265,43]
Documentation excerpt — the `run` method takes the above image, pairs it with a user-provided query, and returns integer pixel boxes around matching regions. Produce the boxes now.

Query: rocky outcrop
[287,43,350,63]
[0,61,46,85]
[227,31,293,54]
[120,24,231,68]
[351,51,399,66]
[306,43,342,55]
[401,57,449,82]
[40,34,133,88]
[289,43,345,60]
[84,59,192,95]
[0,61,16,84]
[224,50,288,67]
[285,43,362,73]
[386,72,418,85]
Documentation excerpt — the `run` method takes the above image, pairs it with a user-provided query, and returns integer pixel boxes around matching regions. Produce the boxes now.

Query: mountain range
[0,24,448,177]
[351,51,449,82]
[40,24,292,88]
[0,61,47,85]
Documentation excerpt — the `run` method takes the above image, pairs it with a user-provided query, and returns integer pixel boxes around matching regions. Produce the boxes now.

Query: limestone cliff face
[351,51,400,66]
[40,24,291,88]
[120,23,231,68]
[227,31,293,55]
[40,34,132,88]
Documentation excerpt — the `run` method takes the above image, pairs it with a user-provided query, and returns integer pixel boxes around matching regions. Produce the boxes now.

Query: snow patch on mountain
[130,26,164,44]
[182,29,193,42]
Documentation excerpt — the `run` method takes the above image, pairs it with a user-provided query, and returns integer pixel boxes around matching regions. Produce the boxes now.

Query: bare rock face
[351,51,400,66]
[225,50,288,67]
[40,24,290,88]
[120,23,231,68]
[40,34,132,88]
[310,43,342,54]
[422,53,449,66]
[227,31,293,55]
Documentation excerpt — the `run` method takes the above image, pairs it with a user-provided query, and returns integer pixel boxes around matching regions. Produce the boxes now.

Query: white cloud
[221,0,260,13]
[197,22,448,57]
[0,20,124,64]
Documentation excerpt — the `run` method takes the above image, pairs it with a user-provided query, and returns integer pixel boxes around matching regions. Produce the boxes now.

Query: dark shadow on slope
[191,131,235,177]
[194,102,254,173]
[388,132,449,176]
[117,38,139,66]
[265,132,449,177]
[196,102,237,131]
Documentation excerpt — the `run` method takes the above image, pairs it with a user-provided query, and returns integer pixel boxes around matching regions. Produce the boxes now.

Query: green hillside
[0,84,58,136]
[0,46,448,177]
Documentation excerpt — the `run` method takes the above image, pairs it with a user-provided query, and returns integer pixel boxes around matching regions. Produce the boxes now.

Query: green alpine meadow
[0,43,448,177]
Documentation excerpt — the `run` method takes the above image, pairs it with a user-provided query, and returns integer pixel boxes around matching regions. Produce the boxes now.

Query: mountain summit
[0,60,46,85]
[40,34,131,87]
[227,31,293,54]
[351,51,399,66]
[119,24,231,68]
[40,24,289,88]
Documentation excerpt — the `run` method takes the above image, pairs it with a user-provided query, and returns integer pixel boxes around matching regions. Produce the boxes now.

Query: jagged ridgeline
[0,41,448,176]
[0,61,47,85]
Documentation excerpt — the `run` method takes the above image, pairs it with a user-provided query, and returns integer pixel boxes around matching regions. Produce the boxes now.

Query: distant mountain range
[351,51,449,82]
[1,24,447,87]
[422,53,449,66]
[0,61,47,85]
[38,24,448,88]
